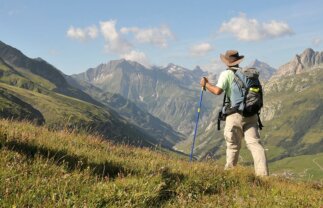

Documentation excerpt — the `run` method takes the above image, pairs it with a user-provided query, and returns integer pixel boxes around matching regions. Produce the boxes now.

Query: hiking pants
[224,113,269,176]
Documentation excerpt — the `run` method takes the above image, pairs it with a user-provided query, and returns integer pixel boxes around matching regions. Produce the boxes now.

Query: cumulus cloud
[122,50,150,67]
[99,20,150,66]
[100,20,133,54]
[190,42,214,56]
[67,20,157,66]
[219,13,293,41]
[312,37,322,46]
[120,25,174,48]
[66,25,98,41]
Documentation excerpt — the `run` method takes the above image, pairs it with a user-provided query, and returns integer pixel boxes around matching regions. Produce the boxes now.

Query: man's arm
[200,78,223,95]
[206,82,223,95]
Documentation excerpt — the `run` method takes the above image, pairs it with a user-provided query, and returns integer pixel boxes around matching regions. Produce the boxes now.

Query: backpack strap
[257,113,264,130]
[217,93,228,130]
[233,72,247,90]
[222,92,231,107]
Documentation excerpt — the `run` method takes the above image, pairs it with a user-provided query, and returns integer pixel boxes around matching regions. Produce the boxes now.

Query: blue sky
[1,0,323,75]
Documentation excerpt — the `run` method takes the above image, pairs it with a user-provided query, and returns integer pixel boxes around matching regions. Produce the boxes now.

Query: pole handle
[202,77,207,91]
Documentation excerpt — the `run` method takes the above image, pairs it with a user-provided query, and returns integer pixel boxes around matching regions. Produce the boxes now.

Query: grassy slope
[262,68,323,153]
[0,83,156,146]
[0,119,322,207]
[269,153,323,181]
[0,87,45,124]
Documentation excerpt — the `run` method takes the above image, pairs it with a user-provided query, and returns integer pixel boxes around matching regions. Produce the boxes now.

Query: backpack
[217,67,264,130]
[231,67,263,116]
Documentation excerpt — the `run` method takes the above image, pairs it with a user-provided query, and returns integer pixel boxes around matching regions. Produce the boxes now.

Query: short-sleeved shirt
[216,68,236,99]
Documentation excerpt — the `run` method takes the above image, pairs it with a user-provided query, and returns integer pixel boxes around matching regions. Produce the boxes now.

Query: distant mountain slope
[0,41,66,87]
[248,59,276,81]
[65,75,185,147]
[261,67,323,160]
[73,60,217,135]
[0,41,100,106]
[0,41,166,147]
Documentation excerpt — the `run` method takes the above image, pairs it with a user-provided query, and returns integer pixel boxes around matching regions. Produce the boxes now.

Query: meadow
[0,119,322,207]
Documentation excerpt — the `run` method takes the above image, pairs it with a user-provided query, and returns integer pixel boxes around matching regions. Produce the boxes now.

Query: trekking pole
[190,77,206,162]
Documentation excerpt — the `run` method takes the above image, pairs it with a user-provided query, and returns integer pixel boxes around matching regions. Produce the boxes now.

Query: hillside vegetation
[262,67,323,160]
[0,119,322,207]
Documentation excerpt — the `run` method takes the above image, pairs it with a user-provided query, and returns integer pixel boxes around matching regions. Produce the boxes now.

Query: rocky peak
[193,65,203,72]
[252,59,261,66]
[272,48,323,78]
[248,59,276,81]
[163,63,188,74]
[300,48,323,68]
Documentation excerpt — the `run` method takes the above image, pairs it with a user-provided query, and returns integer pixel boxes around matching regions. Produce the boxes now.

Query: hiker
[200,50,268,176]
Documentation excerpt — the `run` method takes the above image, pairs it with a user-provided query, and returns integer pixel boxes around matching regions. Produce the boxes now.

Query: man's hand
[200,77,223,95]
[200,77,208,88]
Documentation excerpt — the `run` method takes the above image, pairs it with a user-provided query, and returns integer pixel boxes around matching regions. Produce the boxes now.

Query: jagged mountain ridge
[272,48,323,78]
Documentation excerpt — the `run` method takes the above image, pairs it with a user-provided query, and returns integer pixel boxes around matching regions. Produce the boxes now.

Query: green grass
[0,60,55,91]
[269,153,323,181]
[0,119,322,207]
[0,82,158,146]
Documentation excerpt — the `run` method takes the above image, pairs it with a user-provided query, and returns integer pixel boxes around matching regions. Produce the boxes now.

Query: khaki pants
[224,113,268,176]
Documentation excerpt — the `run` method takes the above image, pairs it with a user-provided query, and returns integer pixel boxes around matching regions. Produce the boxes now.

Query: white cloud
[99,20,150,66]
[219,13,293,41]
[312,37,322,46]
[66,25,98,41]
[120,25,174,48]
[66,20,163,66]
[122,50,150,67]
[100,20,132,54]
[190,42,214,56]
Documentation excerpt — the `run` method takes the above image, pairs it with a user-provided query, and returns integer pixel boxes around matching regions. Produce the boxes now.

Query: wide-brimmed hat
[220,50,244,66]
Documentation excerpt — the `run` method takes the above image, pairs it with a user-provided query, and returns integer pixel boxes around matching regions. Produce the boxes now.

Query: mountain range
[72,60,217,135]
[0,40,181,148]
